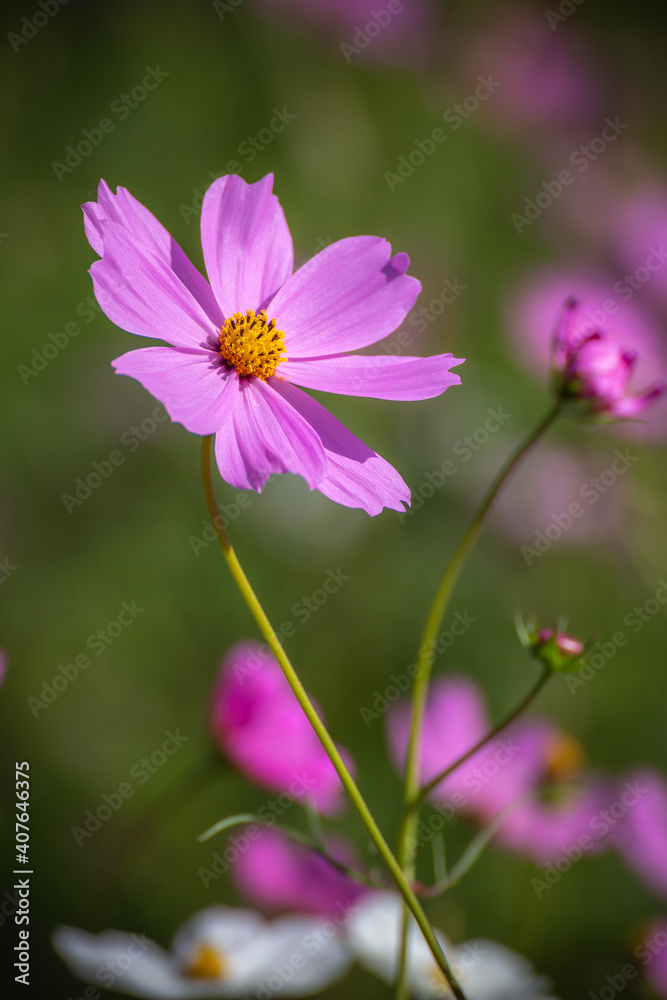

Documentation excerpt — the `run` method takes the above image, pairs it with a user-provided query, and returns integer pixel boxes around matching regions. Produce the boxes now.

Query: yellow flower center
[219,309,287,380]
[184,942,228,979]
[544,732,584,784]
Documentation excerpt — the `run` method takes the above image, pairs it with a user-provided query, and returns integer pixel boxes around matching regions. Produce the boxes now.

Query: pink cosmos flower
[553,297,665,420]
[616,769,667,898]
[387,676,615,864]
[506,268,667,437]
[210,641,354,815]
[231,827,366,916]
[84,175,463,516]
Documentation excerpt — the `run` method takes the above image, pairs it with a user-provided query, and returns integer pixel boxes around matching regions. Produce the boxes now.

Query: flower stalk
[394,402,561,999]
[200,434,469,999]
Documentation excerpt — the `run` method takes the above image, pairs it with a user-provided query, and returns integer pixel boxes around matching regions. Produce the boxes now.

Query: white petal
[53,927,206,999]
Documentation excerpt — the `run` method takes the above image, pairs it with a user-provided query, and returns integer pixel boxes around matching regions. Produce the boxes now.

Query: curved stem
[200,436,469,1000]
[394,402,560,1000]
[410,665,551,810]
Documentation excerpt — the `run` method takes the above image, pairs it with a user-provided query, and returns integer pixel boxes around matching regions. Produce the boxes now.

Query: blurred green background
[1,1,667,997]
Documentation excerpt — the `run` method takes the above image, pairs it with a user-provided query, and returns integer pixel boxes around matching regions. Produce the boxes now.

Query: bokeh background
[1,1,667,997]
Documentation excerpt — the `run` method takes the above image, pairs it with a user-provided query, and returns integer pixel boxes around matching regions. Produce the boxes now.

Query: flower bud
[516,613,585,673]
[553,298,665,420]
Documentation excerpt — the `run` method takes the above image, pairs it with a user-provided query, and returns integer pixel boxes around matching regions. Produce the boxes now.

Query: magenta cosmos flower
[210,641,354,814]
[84,175,463,516]
[231,827,366,916]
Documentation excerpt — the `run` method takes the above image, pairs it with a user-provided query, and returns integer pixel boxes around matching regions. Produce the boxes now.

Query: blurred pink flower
[610,186,667,309]
[491,444,625,547]
[553,299,665,420]
[387,675,615,864]
[211,642,354,815]
[471,719,614,865]
[464,10,602,131]
[250,0,439,66]
[506,267,667,438]
[616,769,667,898]
[386,675,491,803]
[0,649,6,687]
[231,827,366,916]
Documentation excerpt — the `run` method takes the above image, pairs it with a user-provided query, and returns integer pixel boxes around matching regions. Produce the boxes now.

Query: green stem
[200,436,469,1000]
[394,402,560,1000]
[411,665,551,811]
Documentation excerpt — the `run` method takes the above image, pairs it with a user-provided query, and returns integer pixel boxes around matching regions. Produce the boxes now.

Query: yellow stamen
[184,943,228,979]
[219,309,287,380]
[544,732,584,783]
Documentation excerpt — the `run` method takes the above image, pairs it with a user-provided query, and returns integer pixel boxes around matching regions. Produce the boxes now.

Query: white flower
[347,892,559,1000]
[53,905,351,998]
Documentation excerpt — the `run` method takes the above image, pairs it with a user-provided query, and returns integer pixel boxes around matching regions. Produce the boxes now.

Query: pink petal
[112,346,237,435]
[270,380,410,515]
[279,353,464,400]
[213,378,327,492]
[90,223,219,350]
[386,675,490,801]
[83,180,222,326]
[200,174,293,316]
[611,383,666,418]
[268,237,420,357]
